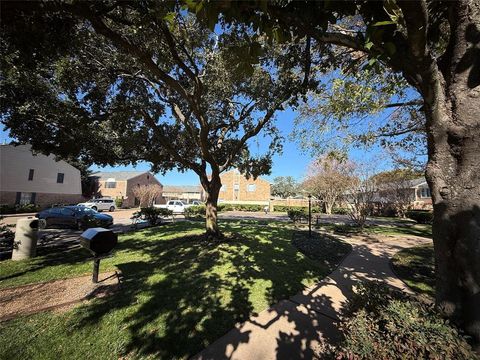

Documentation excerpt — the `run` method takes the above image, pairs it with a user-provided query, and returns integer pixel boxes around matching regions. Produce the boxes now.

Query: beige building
[369,177,433,210]
[0,144,83,207]
[217,169,271,205]
[162,185,203,203]
[408,178,433,209]
[91,171,163,207]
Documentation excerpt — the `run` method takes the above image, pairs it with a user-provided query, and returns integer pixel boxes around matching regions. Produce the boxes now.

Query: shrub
[115,197,123,208]
[287,208,307,222]
[0,204,41,214]
[274,205,322,213]
[217,204,231,212]
[332,207,349,215]
[0,215,15,260]
[273,205,293,212]
[139,207,172,225]
[336,282,477,360]
[217,204,263,212]
[406,210,433,224]
[185,205,205,219]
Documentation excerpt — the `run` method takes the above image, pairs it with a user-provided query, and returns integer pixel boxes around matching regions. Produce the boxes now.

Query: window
[19,192,33,205]
[105,177,116,188]
[220,185,226,192]
[233,184,240,190]
[57,173,64,183]
[420,188,431,198]
[28,169,34,181]
[247,184,256,192]
[105,181,116,188]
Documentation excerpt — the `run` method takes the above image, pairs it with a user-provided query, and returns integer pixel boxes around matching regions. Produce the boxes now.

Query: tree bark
[421,0,480,347]
[325,202,333,215]
[201,173,222,239]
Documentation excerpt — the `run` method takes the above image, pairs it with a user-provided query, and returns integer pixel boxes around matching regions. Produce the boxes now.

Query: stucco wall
[0,145,82,197]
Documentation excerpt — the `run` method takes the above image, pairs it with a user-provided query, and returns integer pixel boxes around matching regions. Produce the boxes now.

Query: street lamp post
[308,194,312,238]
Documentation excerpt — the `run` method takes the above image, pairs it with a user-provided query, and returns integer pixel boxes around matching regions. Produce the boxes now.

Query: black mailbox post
[80,228,117,283]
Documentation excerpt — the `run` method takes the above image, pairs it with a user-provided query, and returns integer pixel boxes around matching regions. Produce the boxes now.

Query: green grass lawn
[391,244,435,298]
[0,220,351,360]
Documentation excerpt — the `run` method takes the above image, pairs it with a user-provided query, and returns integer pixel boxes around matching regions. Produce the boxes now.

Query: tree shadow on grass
[0,247,89,284]
[66,222,345,359]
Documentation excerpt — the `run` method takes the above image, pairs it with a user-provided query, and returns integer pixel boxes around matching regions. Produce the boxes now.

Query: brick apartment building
[217,169,271,205]
[91,171,164,207]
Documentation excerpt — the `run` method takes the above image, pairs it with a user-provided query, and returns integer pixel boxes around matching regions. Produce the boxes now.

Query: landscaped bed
[0,220,350,359]
[390,244,435,298]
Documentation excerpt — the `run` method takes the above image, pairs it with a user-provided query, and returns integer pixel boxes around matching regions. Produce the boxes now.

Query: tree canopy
[0,1,307,236]
[193,0,480,345]
[271,176,299,198]
[302,154,355,214]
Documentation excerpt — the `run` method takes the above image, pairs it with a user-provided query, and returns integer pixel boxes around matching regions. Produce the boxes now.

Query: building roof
[405,177,427,187]
[163,185,202,193]
[375,177,427,191]
[90,171,150,181]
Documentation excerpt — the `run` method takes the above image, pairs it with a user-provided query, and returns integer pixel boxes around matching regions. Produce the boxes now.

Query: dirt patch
[0,271,120,322]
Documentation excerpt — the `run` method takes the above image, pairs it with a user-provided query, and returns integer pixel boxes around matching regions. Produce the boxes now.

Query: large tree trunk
[201,173,222,239]
[422,0,480,347]
[325,202,333,215]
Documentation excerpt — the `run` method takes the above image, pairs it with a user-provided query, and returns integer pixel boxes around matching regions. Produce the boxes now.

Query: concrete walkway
[192,233,431,360]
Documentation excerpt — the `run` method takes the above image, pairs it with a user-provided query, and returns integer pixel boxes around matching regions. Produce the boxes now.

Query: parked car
[190,200,203,206]
[154,200,192,214]
[36,206,113,230]
[78,198,116,212]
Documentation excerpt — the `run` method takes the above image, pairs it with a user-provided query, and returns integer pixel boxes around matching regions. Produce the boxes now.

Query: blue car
[37,206,113,230]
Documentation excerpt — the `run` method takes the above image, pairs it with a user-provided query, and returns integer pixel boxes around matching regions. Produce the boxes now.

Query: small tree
[303,154,355,214]
[271,176,299,198]
[343,164,377,228]
[132,184,163,208]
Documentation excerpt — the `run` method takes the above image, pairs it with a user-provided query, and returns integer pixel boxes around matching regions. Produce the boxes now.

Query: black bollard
[92,257,100,283]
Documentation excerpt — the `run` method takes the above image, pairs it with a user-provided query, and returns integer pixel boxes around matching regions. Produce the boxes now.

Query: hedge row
[0,204,41,215]
[184,205,206,218]
[273,205,323,213]
[217,204,264,212]
[406,210,433,224]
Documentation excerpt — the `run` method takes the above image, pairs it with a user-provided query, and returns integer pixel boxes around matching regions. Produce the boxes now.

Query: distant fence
[270,198,323,211]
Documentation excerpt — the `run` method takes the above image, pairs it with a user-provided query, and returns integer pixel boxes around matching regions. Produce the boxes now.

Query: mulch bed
[0,271,121,322]
[292,231,352,268]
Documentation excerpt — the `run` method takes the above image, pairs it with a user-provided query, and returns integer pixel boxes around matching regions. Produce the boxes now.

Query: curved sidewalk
[192,233,431,360]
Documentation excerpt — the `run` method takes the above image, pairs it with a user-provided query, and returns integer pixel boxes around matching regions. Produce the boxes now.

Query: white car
[154,200,191,214]
[78,198,116,212]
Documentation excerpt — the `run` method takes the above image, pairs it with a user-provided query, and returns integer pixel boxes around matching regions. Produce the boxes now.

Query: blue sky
[1,106,397,186]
